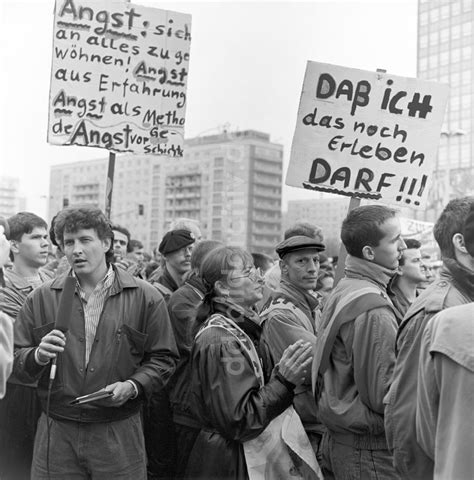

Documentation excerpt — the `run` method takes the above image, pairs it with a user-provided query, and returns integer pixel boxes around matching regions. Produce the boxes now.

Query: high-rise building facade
[283,197,350,257]
[418,0,473,221]
[49,130,283,254]
[49,157,161,249]
[176,130,283,254]
[0,176,22,217]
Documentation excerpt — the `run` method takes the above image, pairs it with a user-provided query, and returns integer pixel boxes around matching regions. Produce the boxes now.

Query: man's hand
[102,381,136,407]
[36,329,66,364]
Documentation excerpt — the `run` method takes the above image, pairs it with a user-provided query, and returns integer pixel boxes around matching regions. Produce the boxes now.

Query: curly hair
[53,207,114,262]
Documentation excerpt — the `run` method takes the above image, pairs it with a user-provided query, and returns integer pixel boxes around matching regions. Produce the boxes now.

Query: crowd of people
[0,197,472,480]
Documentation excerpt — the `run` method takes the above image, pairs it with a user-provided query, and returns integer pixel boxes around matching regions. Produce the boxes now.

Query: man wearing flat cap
[261,235,327,467]
[150,229,196,304]
[146,228,195,480]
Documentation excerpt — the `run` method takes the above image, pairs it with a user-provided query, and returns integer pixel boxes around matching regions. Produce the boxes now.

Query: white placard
[48,0,191,157]
[287,62,450,208]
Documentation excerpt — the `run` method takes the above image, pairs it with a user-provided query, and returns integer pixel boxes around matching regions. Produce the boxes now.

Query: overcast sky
[0,0,418,216]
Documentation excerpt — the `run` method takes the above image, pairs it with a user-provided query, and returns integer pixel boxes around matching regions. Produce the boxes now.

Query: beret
[159,229,195,255]
[276,235,325,258]
[464,203,474,257]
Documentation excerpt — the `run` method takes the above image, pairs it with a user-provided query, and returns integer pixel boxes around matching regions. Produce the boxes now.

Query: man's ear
[103,237,112,252]
[279,259,288,275]
[362,245,375,262]
[452,233,468,254]
[9,239,19,255]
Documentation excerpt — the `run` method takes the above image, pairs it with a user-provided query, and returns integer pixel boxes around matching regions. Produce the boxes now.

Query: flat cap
[276,235,325,258]
[159,229,195,255]
[464,203,474,257]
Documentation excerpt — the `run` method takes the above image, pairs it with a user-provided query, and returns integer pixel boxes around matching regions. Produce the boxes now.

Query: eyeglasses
[232,267,263,282]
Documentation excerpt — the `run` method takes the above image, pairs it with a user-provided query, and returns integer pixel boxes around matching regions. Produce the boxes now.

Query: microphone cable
[44,274,75,479]
[46,362,55,480]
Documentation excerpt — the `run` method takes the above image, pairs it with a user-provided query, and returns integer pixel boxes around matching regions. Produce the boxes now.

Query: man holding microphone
[14,207,178,479]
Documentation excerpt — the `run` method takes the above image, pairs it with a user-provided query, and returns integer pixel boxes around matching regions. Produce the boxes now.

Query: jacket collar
[159,266,180,292]
[50,264,138,293]
[442,259,474,301]
[345,255,397,289]
[4,268,52,290]
[278,279,320,316]
[212,297,262,338]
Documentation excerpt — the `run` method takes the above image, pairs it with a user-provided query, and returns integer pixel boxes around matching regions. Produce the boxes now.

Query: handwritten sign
[47,0,191,156]
[287,62,449,208]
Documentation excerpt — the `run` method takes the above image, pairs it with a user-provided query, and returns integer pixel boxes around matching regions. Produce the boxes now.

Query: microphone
[49,276,76,382]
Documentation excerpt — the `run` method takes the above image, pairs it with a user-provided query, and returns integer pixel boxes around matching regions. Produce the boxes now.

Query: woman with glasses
[184,246,316,480]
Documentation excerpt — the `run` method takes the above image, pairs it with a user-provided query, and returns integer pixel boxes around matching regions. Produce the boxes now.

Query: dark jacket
[168,275,205,426]
[185,299,294,480]
[1,268,53,386]
[384,262,474,479]
[260,280,322,433]
[151,266,179,304]
[14,266,179,423]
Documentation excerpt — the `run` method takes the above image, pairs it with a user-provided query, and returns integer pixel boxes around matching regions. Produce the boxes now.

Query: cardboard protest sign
[287,62,449,208]
[48,0,191,157]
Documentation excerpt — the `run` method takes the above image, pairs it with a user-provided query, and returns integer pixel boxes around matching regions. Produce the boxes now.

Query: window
[440,28,449,43]
[429,31,440,47]
[452,1,461,15]
[430,8,439,22]
[428,54,439,69]
[419,11,428,26]
[462,22,472,37]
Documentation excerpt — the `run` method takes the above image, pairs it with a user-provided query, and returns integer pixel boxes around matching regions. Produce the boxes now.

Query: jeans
[31,412,146,479]
[0,383,41,479]
[323,433,400,480]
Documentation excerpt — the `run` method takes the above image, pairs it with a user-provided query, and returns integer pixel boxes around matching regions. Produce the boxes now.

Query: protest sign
[287,62,449,208]
[47,0,191,157]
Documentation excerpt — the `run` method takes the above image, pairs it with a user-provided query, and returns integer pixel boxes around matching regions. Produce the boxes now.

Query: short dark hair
[130,239,143,251]
[8,212,48,261]
[399,238,421,266]
[54,207,114,262]
[434,197,474,259]
[111,224,132,252]
[341,205,397,258]
[284,222,324,242]
[7,212,47,242]
[191,240,223,270]
[251,252,274,271]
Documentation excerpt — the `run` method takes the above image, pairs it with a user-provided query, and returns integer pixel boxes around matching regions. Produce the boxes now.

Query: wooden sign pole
[105,152,115,220]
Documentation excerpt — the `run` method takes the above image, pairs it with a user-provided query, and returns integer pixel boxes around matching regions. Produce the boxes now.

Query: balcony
[252,225,281,236]
[252,188,281,200]
[252,212,280,223]
[253,161,282,176]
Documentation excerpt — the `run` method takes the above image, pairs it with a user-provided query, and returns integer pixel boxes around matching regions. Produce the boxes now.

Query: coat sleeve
[0,312,14,399]
[129,288,179,398]
[190,328,294,443]
[262,309,316,384]
[415,321,437,460]
[353,307,398,414]
[13,292,50,383]
[0,285,25,319]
